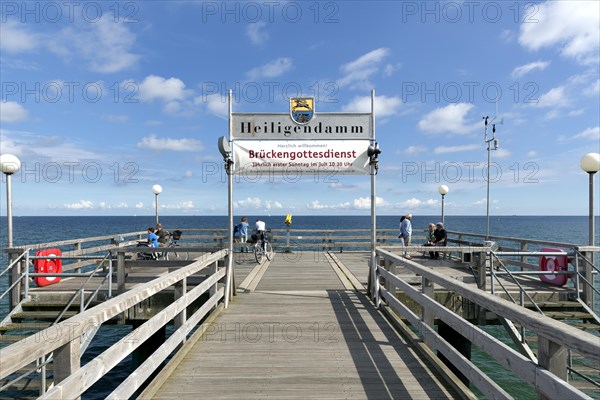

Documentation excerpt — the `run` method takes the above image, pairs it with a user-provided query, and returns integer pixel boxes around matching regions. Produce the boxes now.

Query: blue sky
[0,1,599,217]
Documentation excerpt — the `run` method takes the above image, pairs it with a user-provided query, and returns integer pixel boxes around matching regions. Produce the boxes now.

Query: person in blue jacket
[147,227,159,248]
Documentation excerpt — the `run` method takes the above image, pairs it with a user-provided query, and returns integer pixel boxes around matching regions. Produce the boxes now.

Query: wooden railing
[0,250,229,399]
[375,248,599,400]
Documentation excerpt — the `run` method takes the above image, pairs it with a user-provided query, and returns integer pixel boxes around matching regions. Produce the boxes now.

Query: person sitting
[156,223,169,247]
[431,222,447,259]
[147,227,159,248]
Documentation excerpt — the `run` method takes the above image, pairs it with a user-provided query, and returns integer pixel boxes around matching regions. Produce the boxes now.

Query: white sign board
[232,140,371,175]
[231,113,371,140]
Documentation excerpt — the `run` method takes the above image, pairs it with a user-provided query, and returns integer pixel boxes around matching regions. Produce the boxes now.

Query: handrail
[375,248,598,399]
[0,249,28,279]
[489,251,545,315]
[0,250,227,378]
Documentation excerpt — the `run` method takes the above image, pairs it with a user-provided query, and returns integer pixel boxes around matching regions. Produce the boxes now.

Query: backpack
[233,224,241,236]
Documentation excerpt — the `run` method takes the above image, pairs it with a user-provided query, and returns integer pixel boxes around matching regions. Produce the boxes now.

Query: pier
[1,229,599,399]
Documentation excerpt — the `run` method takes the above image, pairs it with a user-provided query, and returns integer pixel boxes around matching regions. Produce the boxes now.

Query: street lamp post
[580,152,600,309]
[0,154,21,248]
[151,184,162,226]
[438,185,449,225]
[580,153,600,246]
[484,117,499,240]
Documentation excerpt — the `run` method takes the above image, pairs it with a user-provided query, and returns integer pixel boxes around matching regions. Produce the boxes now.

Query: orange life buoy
[34,248,62,287]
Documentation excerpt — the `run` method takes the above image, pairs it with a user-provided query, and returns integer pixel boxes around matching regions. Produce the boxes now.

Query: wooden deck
[141,251,466,399]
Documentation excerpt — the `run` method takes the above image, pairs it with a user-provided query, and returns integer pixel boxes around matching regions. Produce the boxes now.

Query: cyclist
[255,218,266,251]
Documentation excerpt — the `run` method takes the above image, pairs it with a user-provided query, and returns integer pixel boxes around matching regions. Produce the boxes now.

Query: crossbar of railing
[0,249,228,379]
[376,248,600,362]
[38,268,227,399]
[490,252,545,315]
[377,267,591,400]
[0,249,28,279]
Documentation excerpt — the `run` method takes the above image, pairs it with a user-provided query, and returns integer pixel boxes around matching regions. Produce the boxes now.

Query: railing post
[54,339,80,388]
[209,260,218,300]
[174,276,187,341]
[73,241,81,273]
[117,250,126,295]
[582,251,594,309]
[383,258,395,294]
[475,250,487,325]
[538,336,567,400]
[520,241,528,271]
[422,276,435,347]
[8,249,23,308]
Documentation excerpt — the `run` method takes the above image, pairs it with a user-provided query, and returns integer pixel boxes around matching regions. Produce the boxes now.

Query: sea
[0,215,599,399]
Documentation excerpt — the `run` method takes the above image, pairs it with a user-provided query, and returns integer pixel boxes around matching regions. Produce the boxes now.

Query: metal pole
[370,89,379,307]
[441,194,445,225]
[486,141,491,240]
[588,172,596,309]
[589,172,595,248]
[224,89,234,308]
[155,193,159,226]
[6,174,13,248]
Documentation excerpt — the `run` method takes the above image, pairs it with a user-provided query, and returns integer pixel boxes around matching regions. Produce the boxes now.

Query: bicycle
[163,230,189,261]
[253,229,274,264]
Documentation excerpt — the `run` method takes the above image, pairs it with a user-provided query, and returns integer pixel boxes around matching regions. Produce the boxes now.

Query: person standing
[239,217,249,252]
[399,214,413,259]
[432,222,447,259]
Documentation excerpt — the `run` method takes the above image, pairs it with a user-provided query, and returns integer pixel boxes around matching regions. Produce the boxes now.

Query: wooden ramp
[142,252,463,399]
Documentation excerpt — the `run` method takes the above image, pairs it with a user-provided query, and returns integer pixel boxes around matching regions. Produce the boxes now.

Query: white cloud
[162,201,195,209]
[198,93,229,119]
[54,15,139,73]
[499,29,516,43]
[342,95,402,117]
[0,21,38,53]
[584,79,600,97]
[534,86,570,109]
[494,148,511,159]
[404,146,427,155]
[338,48,390,89]
[233,197,282,210]
[511,60,550,78]
[65,200,94,209]
[574,126,600,141]
[433,144,479,154]
[418,103,479,135]
[135,202,144,208]
[518,1,600,65]
[0,101,29,123]
[137,134,203,152]
[247,58,293,79]
[397,197,438,209]
[306,197,383,210]
[247,22,269,45]
[527,150,538,157]
[138,75,190,102]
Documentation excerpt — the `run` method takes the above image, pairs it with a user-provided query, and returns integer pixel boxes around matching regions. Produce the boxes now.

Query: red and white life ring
[539,247,569,287]
[34,248,62,287]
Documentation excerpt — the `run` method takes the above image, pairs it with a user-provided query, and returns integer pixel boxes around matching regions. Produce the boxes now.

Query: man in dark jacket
[432,222,447,259]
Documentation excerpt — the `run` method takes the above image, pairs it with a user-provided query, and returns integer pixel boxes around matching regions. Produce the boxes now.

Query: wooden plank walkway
[142,251,462,399]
